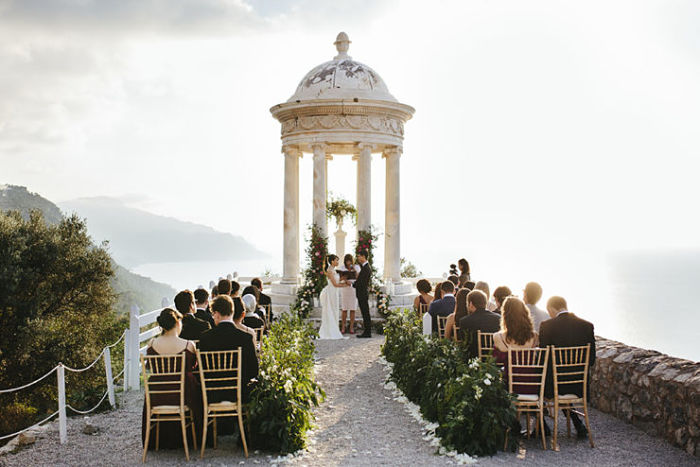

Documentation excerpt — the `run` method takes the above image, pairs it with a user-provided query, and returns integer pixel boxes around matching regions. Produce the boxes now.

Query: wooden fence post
[104,347,115,408]
[57,364,67,444]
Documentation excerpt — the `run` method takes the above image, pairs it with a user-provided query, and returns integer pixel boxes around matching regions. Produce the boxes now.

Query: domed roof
[288,32,397,103]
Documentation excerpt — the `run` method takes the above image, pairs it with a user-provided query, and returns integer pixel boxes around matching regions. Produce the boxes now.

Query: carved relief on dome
[281,115,404,137]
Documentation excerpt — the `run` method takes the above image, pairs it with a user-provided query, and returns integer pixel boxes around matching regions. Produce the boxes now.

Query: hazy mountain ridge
[0,185,175,313]
[59,197,268,268]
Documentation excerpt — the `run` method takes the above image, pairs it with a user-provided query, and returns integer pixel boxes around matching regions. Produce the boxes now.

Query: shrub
[247,313,325,454]
[382,308,518,456]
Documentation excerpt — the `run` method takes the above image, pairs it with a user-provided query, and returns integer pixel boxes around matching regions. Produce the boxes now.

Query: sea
[132,250,700,362]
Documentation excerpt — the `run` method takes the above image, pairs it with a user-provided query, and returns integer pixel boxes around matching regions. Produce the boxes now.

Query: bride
[318,254,349,340]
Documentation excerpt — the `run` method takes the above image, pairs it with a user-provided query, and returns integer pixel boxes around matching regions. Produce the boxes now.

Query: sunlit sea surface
[133,250,700,362]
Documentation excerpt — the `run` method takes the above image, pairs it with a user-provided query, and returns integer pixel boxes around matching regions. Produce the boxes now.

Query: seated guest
[413,279,434,315]
[539,295,595,438]
[141,308,202,449]
[492,297,539,394]
[428,281,457,336]
[447,275,459,290]
[199,295,258,402]
[241,294,265,331]
[423,281,443,335]
[217,278,232,296]
[194,288,215,328]
[251,278,274,322]
[231,280,241,298]
[492,285,512,315]
[523,282,550,332]
[444,288,469,341]
[241,285,266,320]
[174,290,210,340]
[458,289,501,357]
[457,258,471,289]
[211,284,219,299]
[474,281,497,312]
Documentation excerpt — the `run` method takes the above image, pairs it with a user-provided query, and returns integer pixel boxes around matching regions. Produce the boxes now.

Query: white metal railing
[0,330,126,444]
[125,302,168,391]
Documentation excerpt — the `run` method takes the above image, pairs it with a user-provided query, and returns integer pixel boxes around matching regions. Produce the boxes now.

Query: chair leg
[180,415,190,461]
[200,414,208,459]
[539,409,547,450]
[526,413,531,438]
[583,403,595,448]
[155,419,160,451]
[213,417,218,449]
[238,413,249,458]
[566,408,571,438]
[142,418,152,462]
[503,426,510,451]
[553,402,559,451]
[189,413,198,450]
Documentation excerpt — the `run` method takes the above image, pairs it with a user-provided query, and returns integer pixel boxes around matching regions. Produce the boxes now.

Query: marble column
[282,145,301,284]
[383,146,402,283]
[312,143,329,237]
[356,143,373,232]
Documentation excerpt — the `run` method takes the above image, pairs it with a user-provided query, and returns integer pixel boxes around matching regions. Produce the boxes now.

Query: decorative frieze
[281,114,404,137]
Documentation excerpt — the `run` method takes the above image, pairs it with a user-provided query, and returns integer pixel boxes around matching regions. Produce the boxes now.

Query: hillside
[0,185,175,314]
[59,197,268,268]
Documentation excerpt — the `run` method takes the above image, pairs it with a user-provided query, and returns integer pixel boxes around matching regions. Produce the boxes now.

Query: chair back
[196,350,242,406]
[550,344,590,398]
[453,325,462,342]
[252,327,264,344]
[437,315,449,339]
[477,331,496,360]
[418,303,429,316]
[141,353,187,411]
[262,304,272,326]
[507,347,549,399]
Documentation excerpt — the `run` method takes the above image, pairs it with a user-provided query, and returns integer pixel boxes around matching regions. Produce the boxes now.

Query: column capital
[282,145,302,158]
[352,142,376,160]
[310,142,329,153]
[382,146,403,158]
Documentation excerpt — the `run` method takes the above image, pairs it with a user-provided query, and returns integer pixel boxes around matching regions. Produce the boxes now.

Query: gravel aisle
[2,335,698,466]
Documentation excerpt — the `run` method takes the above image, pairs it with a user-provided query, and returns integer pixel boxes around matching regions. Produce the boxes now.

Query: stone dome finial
[334,32,351,60]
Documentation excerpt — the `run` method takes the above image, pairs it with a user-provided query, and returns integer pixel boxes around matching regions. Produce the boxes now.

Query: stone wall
[590,337,700,456]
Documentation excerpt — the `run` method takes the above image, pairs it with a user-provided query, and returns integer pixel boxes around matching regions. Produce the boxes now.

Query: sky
[2,0,700,277]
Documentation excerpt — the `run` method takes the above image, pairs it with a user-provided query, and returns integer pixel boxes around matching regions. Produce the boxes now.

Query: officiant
[338,254,361,334]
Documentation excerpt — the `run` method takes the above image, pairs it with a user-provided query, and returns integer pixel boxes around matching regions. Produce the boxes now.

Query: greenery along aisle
[248,313,325,454]
[382,308,518,456]
[291,224,328,318]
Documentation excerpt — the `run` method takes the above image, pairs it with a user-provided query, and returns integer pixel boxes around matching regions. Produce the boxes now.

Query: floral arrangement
[326,195,357,227]
[291,224,328,318]
[248,313,325,453]
[381,308,518,456]
[355,227,391,319]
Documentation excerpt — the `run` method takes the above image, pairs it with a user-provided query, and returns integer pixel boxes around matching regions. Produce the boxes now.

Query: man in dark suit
[199,295,259,402]
[458,289,501,357]
[353,251,372,338]
[428,281,457,335]
[251,278,274,323]
[174,290,210,340]
[193,288,215,328]
[539,295,595,438]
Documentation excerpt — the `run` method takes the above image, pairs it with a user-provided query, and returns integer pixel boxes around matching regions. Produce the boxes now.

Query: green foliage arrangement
[382,308,518,456]
[400,257,422,278]
[291,224,328,318]
[248,313,325,454]
[326,195,357,226]
[355,227,391,318]
[0,210,125,439]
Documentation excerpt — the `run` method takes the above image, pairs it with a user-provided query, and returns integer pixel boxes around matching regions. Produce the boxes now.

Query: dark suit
[179,313,211,341]
[428,295,456,336]
[353,262,371,335]
[243,314,265,331]
[199,321,259,402]
[458,308,501,357]
[539,312,595,398]
[258,292,274,322]
[195,307,215,328]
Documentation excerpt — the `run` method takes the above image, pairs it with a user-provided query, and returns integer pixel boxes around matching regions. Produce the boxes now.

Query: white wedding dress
[318,267,347,340]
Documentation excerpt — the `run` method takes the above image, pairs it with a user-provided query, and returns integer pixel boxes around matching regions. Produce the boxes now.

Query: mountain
[59,197,268,268]
[0,185,176,314]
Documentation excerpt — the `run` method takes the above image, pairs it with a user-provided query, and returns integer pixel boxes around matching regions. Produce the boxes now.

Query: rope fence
[0,329,127,445]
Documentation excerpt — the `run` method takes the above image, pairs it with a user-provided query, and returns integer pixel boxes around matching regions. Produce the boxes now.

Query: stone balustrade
[590,337,700,456]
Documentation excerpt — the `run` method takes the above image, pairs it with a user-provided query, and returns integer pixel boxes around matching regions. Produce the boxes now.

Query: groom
[353,250,372,338]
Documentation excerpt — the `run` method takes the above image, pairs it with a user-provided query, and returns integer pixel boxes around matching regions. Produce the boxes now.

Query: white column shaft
[312,144,328,236]
[384,147,402,282]
[356,145,372,232]
[282,147,300,283]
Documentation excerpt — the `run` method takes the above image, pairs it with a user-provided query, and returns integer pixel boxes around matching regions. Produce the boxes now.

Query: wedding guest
[199,295,258,402]
[457,258,471,288]
[433,282,444,301]
[241,285,266,321]
[523,282,550,332]
[174,290,210,340]
[428,281,457,336]
[141,308,202,450]
[194,288,215,328]
[338,254,361,334]
[211,284,219,299]
[413,279,434,315]
[251,277,274,322]
[492,285,512,315]
[444,288,469,341]
[539,295,595,439]
[217,278,232,296]
[474,281,497,312]
[458,289,501,357]
[241,293,265,334]
[492,297,539,393]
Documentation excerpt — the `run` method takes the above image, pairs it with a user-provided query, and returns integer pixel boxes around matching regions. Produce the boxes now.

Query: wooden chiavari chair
[141,353,197,462]
[418,303,429,316]
[262,304,272,327]
[546,344,594,450]
[477,331,496,362]
[437,315,449,339]
[196,350,248,459]
[506,347,550,450]
[453,325,462,342]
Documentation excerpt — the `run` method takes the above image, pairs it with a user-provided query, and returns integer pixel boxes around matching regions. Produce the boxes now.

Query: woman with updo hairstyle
[141,308,203,450]
[444,288,469,341]
[492,285,512,315]
[492,296,538,394]
[413,279,434,315]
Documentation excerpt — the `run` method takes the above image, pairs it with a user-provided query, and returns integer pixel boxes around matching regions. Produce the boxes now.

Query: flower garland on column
[355,227,391,318]
[291,224,328,318]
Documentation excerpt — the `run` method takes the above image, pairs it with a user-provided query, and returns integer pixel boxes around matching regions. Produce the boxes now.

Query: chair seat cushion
[558,394,581,401]
[152,405,190,414]
[209,401,239,411]
[516,394,539,402]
